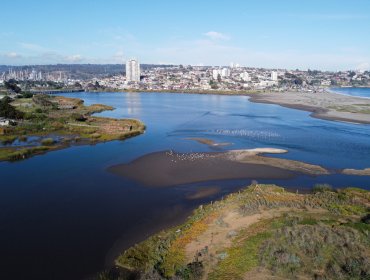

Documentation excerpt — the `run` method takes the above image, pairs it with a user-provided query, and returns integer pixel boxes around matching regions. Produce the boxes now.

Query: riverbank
[0,95,145,161]
[329,87,370,99]
[109,184,370,280]
[248,90,370,124]
[87,89,370,124]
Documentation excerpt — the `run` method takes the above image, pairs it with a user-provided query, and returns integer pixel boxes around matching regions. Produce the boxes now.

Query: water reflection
[125,92,142,115]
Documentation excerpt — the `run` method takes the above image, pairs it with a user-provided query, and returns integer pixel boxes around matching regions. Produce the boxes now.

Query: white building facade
[240,72,251,81]
[271,71,278,81]
[126,59,141,82]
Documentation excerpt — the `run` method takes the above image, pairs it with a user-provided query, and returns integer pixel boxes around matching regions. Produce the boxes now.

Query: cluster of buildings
[1,59,370,93]
[91,59,369,92]
[94,60,282,91]
[0,69,69,83]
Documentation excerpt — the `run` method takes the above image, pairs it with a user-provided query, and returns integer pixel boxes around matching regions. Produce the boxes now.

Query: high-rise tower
[126,59,140,82]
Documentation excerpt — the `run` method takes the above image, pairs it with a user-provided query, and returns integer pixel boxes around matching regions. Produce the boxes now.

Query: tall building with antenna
[126,59,140,82]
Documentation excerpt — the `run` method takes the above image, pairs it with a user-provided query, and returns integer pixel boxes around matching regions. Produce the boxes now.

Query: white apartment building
[126,59,141,82]
[240,72,251,81]
[271,71,278,81]
[212,69,221,80]
[221,68,230,77]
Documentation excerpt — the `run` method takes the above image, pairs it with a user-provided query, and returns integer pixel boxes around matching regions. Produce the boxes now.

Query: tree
[348,71,356,78]
[4,79,22,93]
[217,74,222,83]
[209,80,218,89]
[0,96,24,119]
[74,82,82,88]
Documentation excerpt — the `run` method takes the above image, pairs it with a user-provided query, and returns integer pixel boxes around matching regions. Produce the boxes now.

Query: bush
[24,112,47,121]
[71,113,87,122]
[259,223,370,279]
[41,138,55,145]
[313,184,333,193]
[0,96,24,119]
[22,92,33,98]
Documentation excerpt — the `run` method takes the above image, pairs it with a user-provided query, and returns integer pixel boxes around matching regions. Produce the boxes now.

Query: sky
[0,0,370,71]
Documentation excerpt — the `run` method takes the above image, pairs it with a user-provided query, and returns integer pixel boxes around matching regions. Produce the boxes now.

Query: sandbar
[108,148,328,187]
[248,91,370,124]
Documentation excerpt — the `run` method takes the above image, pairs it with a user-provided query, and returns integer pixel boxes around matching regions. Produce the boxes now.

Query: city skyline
[0,0,370,71]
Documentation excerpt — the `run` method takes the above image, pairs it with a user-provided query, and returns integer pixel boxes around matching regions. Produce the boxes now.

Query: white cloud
[203,31,230,41]
[356,62,370,72]
[65,54,83,62]
[5,52,22,58]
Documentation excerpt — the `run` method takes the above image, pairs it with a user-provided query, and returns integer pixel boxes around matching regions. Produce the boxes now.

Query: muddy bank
[108,149,328,187]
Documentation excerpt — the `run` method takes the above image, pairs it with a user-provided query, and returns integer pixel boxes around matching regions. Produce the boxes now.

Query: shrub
[22,92,33,98]
[259,224,370,279]
[313,184,333,193]
[41,138,55,145]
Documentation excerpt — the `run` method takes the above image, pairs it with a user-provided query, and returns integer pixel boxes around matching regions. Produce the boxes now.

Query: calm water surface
[1,92,370,279]
[330,87,370,98]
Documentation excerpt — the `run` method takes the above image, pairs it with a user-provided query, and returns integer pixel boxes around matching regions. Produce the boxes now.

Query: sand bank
[248,91,370,124]
[342,167,370,176]
[108,148,328,187]
[186,138,231,147]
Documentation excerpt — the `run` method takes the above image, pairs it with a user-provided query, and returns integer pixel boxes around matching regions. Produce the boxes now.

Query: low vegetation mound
[0,95,145,161]
[99,184,369,280]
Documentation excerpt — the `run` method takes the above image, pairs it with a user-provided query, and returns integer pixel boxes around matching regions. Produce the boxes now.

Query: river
[0,92,369,279]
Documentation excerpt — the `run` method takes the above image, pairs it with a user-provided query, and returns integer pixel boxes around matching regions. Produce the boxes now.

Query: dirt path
[185,205,327,279]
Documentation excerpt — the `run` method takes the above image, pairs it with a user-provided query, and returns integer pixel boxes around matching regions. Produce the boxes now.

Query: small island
[0,94,145,161]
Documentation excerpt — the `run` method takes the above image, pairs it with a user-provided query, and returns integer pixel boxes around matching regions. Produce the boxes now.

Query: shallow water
[0,92,369,279]
[330,87,370,98]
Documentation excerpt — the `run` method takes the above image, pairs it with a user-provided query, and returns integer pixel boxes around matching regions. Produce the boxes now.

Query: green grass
[208,215,299,280]
[312,183,333,193]
[0,96,145,161]
[0,146,52,161]
[41,138,55,145]
[111,185,369,280]
[209,230,272,280]
[345,222,370,236]
[328,203,367,215]
[0,135,17,144]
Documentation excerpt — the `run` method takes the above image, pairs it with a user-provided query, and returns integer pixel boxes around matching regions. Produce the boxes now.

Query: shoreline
[0,95,145,161]
[247,90,370,124]
[327,87,370,100]
[73,88,370,124]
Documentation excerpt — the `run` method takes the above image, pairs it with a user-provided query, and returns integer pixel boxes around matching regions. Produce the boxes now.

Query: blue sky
[0,0,369,70]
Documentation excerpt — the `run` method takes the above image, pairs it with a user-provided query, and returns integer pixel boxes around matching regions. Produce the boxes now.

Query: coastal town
[1,62,370,94]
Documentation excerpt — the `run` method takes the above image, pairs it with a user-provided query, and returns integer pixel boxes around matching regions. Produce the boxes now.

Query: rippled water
[0,92,369,279]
